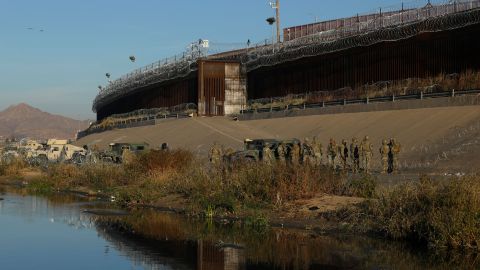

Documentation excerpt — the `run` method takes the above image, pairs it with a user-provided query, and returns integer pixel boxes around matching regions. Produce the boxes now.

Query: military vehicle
[229,138,301,162]
[100,142,149,163]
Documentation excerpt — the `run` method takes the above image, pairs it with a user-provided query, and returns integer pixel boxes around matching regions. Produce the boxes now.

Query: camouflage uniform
[389,138,401,174]
[223,147,235,163]
[379,139,390,174]
[350,138,360,173]
[277,143,287,163]
[360,136,373,173]
[302,138,315,165]
[311,136,323,166]
[291,143,301,165]
[339,139,349,171]
[263,145,275,165]
[209,142,222,165]
[327,138,337,169]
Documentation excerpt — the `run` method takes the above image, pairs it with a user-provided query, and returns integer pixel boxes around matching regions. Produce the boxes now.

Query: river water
[0,188,477,270]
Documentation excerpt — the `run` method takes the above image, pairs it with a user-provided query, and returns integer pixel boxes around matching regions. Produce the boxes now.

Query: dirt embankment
[76,105,480,173]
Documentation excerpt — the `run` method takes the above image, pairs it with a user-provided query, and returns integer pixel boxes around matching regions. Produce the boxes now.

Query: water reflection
[94,209,480,270]
[0,188,478,270]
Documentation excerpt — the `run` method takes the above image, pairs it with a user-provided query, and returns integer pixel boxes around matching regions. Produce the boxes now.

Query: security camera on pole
[267,0,281,53]
[269,0,281,44]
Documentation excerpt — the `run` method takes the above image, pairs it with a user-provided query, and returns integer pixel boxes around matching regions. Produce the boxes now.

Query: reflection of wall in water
[197,240,245,270]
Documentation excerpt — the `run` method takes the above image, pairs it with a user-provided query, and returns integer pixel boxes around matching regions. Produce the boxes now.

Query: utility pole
[269,0,281,43]
[275,0,281,43]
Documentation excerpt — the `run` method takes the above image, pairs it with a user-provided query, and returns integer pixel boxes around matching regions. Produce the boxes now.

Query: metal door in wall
[198,61,226,116]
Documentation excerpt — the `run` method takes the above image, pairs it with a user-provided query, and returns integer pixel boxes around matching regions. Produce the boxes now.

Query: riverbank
[1,150,479,251]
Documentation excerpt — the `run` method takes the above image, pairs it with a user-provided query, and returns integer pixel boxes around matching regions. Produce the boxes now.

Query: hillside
[0,103,89,140]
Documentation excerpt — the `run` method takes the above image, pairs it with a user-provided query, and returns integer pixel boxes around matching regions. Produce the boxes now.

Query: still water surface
[0,189,477,270]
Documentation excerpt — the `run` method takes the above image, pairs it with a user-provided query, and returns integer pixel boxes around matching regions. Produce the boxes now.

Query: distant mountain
[0,103,89,140]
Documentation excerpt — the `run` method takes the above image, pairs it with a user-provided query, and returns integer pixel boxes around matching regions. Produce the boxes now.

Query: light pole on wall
[269,0,281,43]
[266,17,276,53]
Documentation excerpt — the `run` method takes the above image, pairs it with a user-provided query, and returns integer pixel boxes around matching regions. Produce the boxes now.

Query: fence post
[392,94,395,102]
[343,99,347,105]
[366,96,369,104]
[452,89,455,97]
[322,101,325,107]
[420,91,424,100]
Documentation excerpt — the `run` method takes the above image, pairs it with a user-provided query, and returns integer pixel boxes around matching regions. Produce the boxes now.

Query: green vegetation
[335,176,480,250]
[2,149,479,250]
[1,149,372,209]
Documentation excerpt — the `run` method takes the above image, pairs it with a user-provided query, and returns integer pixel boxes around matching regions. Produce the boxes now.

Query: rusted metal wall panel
[198,61,226,116]
[251,24,480,100]
[284,10,405,41]
[96,77,197,120]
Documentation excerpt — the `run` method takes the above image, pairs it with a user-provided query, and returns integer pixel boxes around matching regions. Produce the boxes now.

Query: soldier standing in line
[291,142,301,165]
[327,138,337,169]
[312,136,323,166]
[350,137,360,173]
[277,142,287,163]
[339,139,349,171]
[209,142,222,165]
[389,138,401,174]
[360,136,373,173]
[263,145,275,165]
[302,138,314,165]
[223,147,235,163]
[379,139,390,174]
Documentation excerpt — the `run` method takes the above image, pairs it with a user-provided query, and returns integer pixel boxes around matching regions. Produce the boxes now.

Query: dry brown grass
[302,70,480,104]
[24,149,374,212]
[341,176,480,250]
[0,158,27,177]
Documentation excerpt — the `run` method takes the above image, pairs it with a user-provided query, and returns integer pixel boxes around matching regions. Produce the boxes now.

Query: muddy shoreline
[0,175,360,235]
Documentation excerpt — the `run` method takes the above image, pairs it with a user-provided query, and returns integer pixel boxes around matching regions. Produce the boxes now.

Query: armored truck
[229,138,301,162]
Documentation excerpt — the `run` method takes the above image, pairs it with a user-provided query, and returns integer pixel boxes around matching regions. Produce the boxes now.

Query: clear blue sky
[0,0,411,119]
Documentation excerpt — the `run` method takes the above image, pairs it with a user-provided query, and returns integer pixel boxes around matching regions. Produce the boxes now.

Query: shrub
[363,176,480,249]
[347,175,377,198]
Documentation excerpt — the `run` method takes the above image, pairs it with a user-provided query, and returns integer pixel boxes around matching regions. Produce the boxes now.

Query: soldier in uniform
[263,145,275,165]
[327,138,337,169]
[277,142,287,163]
[379,139,390,174]
[302,138,314,165]
[291,142,301,165]
[339,139,349,171]
[350,137,360,173]
[223,147,235,163]
[312,136,323,166]
[209,142,222,165]
[389,138,401,174]
[360,136,373,173]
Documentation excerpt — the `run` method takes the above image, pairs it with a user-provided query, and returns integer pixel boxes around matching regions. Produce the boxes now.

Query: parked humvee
[228,138,301,162]
[100,142,149,163]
